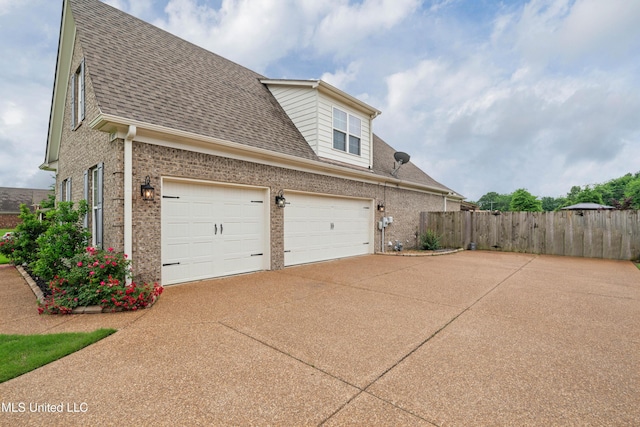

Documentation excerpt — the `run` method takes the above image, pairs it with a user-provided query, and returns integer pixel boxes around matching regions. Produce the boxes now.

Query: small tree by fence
[420,210,640,260]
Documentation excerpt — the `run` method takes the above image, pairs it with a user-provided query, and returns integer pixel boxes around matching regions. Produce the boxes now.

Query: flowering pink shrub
[38,246,163,314]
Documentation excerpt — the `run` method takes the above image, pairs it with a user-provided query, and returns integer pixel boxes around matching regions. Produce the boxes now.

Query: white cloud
[1,102,24,127]
[103,0,155,19]
[505,0,640,68]
[313,0,420,54]
[372,0,640,201]
[153,0,419,72]
[320,61,361,89]
[154,0,322,72]
[2,0,639,199]
[0,0,22,16]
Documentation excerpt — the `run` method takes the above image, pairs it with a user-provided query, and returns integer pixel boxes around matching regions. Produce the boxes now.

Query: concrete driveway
[0,251,638,426]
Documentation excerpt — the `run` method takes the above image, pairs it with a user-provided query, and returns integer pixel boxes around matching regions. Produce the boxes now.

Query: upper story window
[71,58,85,129]
[333,107,361,156]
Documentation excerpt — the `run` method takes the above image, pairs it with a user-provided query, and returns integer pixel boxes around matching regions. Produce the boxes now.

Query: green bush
[32,201,90,282]
[0,205,50,266]
[38,247,162,314]
[419,230,441,250]
[1,199,165,314]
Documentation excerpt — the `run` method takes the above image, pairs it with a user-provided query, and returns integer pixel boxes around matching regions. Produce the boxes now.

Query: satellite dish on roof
[391,152,411,177]
[394,151,411,165]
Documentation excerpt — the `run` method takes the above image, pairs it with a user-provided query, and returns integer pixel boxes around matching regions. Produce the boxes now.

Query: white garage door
[162,180,268,285]
[284,193,373,266]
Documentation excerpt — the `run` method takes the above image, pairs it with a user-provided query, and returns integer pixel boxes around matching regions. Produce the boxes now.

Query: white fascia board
[44,0,76,168]
[89,114,454,197]
[261,79,381,119]
[39,160,59,172]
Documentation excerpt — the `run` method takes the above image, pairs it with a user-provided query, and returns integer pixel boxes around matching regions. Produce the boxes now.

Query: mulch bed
[21,265,51,297]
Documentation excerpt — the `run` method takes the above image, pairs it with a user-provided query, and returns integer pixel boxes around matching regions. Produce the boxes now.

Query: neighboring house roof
[46,0,459,198]
[561,203,615,210]
[0,187,52,214]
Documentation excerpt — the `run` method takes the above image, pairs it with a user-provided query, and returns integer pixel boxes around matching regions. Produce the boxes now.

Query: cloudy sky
[1,0,639,201]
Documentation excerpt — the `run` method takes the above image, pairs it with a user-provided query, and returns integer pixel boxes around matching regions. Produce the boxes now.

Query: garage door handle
[220,224,223,234]
[330,222,334,230]
[162,262,180,267]
[214,224,217,235]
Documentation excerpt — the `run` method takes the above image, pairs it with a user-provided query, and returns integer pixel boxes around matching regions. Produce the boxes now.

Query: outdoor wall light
[377,202,385,212]
[275,190,286,208]
[141,176,155,201]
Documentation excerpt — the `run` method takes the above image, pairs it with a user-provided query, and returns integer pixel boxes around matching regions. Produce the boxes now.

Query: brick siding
[57,33,459,286]
[55,34,124,253]
[0,214,20,229]
[131,142,453,284]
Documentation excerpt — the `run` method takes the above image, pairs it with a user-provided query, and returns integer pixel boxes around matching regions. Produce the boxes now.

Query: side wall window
[332,107,361,156]
[60,178,72,202]
[83,163,103,248]
[71,58,85,129]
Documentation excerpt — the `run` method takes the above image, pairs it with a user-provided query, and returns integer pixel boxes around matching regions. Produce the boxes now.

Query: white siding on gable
[317,93,371,169]
[266,86,319,152]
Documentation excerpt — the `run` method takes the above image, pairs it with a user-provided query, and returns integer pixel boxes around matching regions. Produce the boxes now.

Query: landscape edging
[14,265,132,314]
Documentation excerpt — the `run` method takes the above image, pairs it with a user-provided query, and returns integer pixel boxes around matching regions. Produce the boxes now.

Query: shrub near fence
[420,210,640,260]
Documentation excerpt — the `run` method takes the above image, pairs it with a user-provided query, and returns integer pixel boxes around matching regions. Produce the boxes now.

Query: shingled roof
[70,0,317,160]
[65,0,456,195]
[371,135,455,193]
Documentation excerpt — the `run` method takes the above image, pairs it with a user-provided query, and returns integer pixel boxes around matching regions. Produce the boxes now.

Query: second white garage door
[162,180,268,285]
[284,192,373,266]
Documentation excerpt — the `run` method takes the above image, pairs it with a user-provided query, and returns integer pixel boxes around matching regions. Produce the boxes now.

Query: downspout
[124,125,136,284]
[444,194,447,212]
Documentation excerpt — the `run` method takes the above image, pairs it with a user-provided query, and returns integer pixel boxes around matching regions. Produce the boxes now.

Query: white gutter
[90,114,463,200]
[124,125,136,283]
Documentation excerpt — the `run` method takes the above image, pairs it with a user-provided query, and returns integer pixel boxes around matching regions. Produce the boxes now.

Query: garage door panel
[284,193,372,266]
[165,222,189,238]
[162,181,267,285]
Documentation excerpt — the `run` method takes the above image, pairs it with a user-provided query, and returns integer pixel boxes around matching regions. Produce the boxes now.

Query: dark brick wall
[0,215,20,229]
[57,34,460,286]
[55,33,124,253]
[131,142,454,284]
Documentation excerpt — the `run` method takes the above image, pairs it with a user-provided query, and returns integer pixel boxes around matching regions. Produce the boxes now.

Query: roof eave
[90,113,452,196]
[260,79,382,118]
[44,0,76,167]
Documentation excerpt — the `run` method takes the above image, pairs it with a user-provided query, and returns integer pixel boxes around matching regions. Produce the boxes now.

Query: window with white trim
[60,178,72,202]
[71,58,85,129]
[333,107,361,156]
[83,164,103,248]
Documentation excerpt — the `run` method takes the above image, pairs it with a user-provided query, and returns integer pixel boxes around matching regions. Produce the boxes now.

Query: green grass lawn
[0,228,14,264]
[0,329,116,383]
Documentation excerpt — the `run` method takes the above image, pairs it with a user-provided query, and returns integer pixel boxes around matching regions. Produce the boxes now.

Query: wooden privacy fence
[420,210,640,260]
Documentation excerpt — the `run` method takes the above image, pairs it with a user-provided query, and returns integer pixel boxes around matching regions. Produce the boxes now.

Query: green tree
[33,201,90,282]
[40,184,56,210]
[477,192,512,211]
[595,173,634,204]
[565,185,582,204]
[509,188,542,212]
[625,179,640,209]
[574,186,604,204]
[541,196,565,212]
[0,204,50,266]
